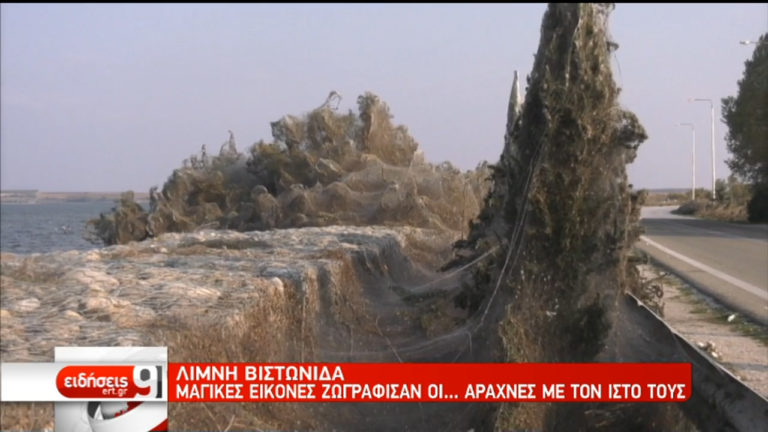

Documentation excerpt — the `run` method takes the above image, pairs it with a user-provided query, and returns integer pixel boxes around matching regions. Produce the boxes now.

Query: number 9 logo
[133,366,163,398]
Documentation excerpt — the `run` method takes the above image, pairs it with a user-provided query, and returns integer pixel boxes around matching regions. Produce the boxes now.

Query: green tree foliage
[715,175,752,205]
[721,34,768,221]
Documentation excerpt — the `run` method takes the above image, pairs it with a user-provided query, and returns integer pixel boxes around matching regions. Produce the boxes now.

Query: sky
[1,3,766,192]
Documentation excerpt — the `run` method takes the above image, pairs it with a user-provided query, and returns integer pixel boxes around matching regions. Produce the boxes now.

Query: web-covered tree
[721,34,768,222]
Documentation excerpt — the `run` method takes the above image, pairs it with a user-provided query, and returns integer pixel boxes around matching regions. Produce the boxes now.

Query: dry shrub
[87,94,490,246]
[674,199,749,222]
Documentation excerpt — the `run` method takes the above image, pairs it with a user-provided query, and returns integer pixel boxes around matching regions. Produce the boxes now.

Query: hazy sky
[1,4,766,192]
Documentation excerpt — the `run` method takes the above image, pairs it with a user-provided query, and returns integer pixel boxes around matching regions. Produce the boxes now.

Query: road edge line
[638,235,767,301]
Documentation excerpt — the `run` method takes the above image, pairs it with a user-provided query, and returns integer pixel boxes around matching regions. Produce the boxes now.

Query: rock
[166,284,220,300]
[82,296,114,315]
[116,333,142,347]
[63,310,84,321]
[696,340,723,360]
[269,277,284,294]
[64,269,120,293]
[54,323,82,340]
[83,250,102,261]
[113,305,156,327]
[13,298,40,313]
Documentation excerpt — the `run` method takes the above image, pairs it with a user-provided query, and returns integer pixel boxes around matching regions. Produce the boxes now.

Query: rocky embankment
[1,226,457,364]
[3,226,503,430]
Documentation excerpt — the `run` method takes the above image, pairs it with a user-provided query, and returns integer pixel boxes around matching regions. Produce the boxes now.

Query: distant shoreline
[0,190,150,204]
[1,188,686,204]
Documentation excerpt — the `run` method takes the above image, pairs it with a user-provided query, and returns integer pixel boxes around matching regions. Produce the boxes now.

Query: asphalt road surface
[637,206,768,325]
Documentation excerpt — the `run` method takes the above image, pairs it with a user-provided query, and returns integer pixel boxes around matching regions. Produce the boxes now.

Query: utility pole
[678,123,696,200]
[689,98,716,200]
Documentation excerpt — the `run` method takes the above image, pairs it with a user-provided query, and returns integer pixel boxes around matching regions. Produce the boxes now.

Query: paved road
[637,206,768,325]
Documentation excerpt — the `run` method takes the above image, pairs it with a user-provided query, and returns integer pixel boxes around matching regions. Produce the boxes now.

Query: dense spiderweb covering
[86,93,491,245]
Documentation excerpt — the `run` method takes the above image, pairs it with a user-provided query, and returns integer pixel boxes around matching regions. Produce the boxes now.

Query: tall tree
[721,34,768,221]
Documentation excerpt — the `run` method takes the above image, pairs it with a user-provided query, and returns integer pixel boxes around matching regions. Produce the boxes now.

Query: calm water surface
[0,201,121,254]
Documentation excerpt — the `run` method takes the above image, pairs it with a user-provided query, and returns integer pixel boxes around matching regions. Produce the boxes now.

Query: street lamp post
[678,123,696,200]
[689,98,716,200]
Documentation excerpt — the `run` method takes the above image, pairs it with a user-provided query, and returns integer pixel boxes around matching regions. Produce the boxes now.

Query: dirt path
[638,264,768,398]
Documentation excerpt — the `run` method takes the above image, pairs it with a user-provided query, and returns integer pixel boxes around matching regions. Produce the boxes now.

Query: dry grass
[642,192,689,207]
[0,403,53,432]
[146,251,376,431]
[0,255,66,284]
[151,288,310,431]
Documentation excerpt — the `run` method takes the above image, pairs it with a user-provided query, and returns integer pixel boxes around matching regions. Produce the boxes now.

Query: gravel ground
[638,264,768,398]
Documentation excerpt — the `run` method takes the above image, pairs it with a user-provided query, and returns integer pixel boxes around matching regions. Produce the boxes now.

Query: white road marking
[640,235,768,301]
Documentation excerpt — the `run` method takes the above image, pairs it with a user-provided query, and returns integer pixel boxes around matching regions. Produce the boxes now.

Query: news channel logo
[56,364,164,399]
[55,347,167,432]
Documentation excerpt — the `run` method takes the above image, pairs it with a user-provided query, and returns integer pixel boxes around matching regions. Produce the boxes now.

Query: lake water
[0,201,120,254]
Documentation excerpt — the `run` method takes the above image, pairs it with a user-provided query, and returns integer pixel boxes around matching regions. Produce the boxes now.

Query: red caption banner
[168,363,691,403]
